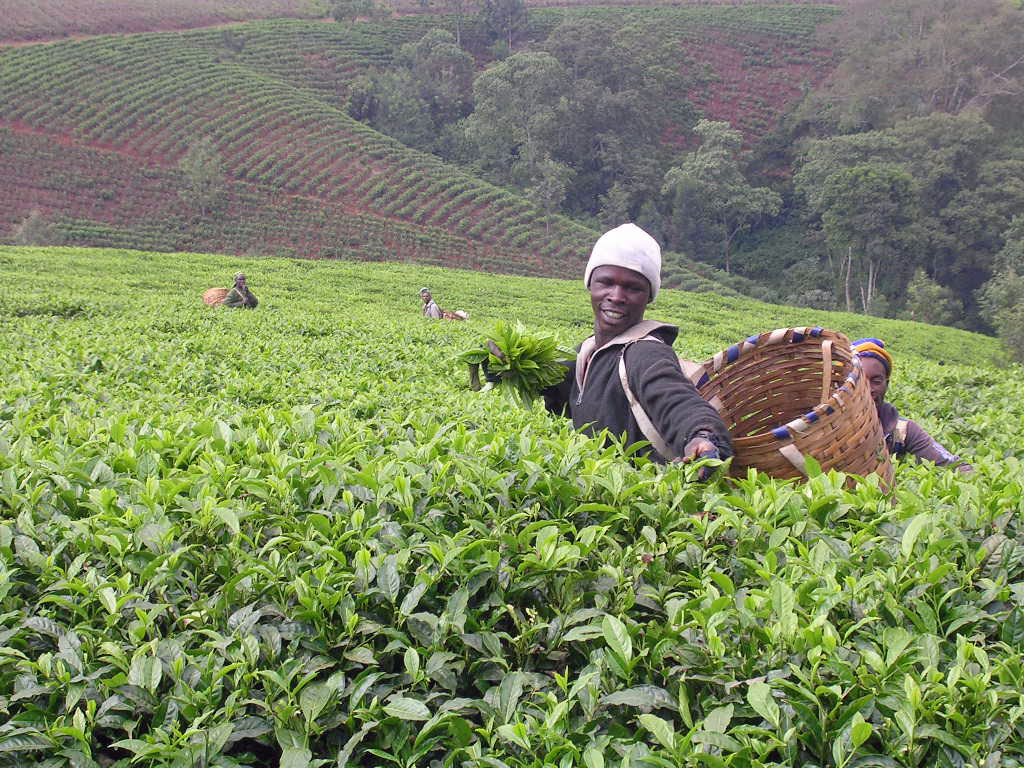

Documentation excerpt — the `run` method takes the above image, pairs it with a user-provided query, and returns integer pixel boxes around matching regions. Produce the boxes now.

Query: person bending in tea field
[853,338,972,473]
[540,223,732,470]
[420,287,468,320]
[222,272,259,309]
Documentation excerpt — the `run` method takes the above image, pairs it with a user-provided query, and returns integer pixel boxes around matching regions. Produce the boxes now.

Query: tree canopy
[807,0,1024,131]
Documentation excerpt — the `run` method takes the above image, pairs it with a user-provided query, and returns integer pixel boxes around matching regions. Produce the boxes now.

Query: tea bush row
[0,246,1021,765]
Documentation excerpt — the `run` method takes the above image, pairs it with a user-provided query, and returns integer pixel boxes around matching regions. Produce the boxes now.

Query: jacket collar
[575,319,678,391]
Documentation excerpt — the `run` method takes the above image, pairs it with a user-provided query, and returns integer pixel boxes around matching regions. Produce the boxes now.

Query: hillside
[0,6,843,298]
[0,0,329,42]
[2,245,1021,765]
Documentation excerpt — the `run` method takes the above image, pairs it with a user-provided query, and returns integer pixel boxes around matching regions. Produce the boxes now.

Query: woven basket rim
[688,326,891,484]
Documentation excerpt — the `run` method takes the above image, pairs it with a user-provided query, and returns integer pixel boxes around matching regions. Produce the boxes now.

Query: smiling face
[588,264,651,345]
[859,355,890,410]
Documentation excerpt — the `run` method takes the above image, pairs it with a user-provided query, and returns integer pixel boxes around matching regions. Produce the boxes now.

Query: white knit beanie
[584,223,662,301]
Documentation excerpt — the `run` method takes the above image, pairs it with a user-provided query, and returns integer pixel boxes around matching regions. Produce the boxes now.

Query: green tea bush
[0,246,1021,767]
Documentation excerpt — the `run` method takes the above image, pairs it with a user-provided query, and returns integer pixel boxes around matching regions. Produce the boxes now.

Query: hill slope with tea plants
[0,4,844,300]
[1,245,1023,766]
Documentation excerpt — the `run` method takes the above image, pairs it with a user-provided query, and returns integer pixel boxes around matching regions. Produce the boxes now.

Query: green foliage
[905,269,962,327]
[977,220,1024,361]
[805,0,1024,131]
[395,29,475,127]
[459,320,572,406]
[478,0,527,49]
[178,137,226,218]
[0,246,1022,765]
[331,0,375,23]
[662,120,781,273]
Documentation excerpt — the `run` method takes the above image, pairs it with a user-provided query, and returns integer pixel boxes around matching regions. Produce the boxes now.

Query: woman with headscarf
[222,272,258,308]
[853,338,972,472]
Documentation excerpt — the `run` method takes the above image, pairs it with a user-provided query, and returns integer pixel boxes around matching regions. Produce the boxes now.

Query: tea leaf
[901,514,930,558]
[602,614,632,663]
[280,746,312,768]
[601,686,673,711]
[638,713,675,751]
[747,681,779,728]
[384,697,431,721]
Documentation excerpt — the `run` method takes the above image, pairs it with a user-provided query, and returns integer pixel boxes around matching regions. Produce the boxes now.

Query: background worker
[853,337,972,473]
[222,272,258,308]
[542,223,732,471]
[420,287,442,319]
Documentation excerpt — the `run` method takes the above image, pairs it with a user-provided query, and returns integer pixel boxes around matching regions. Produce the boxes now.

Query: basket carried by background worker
[685,327,891,485]
[202,287,229,306]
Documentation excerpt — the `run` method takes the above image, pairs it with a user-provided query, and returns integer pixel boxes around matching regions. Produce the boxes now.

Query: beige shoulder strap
[617,340,677,461]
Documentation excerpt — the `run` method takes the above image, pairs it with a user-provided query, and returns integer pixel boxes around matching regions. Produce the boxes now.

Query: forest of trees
[336,0,1024,359]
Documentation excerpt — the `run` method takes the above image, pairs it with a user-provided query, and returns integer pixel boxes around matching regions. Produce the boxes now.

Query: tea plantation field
[2,246,1023,766]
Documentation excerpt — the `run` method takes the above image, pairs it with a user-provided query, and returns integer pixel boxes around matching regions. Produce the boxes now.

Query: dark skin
[588,264,716,463]
[860,356,889,411]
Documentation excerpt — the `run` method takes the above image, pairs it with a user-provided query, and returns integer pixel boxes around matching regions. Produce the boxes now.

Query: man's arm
[903,419,973,473]
[626,342,733,460]
[541,361,574,418]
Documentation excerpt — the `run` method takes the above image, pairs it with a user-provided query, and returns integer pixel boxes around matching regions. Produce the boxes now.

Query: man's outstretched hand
[678,436,720,481]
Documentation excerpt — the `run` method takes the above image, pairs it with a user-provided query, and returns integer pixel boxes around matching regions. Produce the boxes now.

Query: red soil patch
[682,29,836,142]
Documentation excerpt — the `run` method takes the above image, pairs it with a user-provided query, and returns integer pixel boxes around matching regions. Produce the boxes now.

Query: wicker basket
[686,327,891,486]
[202,287,229,306]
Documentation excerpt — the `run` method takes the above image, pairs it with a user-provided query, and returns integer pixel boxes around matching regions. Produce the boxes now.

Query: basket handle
[778,443,808,477]
[820,340,833,404]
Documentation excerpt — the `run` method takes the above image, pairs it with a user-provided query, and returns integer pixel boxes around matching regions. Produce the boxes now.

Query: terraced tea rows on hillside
[0,130,582,280]
[1,246,1022,765]
[0,16,763,296]
[525,5,840,140]
[0,0,328,42]
[0,22,599,275]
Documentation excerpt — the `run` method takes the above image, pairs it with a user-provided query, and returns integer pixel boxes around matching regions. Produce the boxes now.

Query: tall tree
[794,113,1024,321]
[905,269,962,326]
[804,163,918,313]
[540,19,696,216]
[331,0,374,23]
[463,52,566,183]
[526,156,573,233]
[443,0,476,46]
[978,217,1024,361]
[479,0,526,51]
[395,29,475,127]
[661,120,781,273]
[805,0,1024,132]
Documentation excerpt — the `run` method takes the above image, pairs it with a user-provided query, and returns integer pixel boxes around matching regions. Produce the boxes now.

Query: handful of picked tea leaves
[459,321,574,407]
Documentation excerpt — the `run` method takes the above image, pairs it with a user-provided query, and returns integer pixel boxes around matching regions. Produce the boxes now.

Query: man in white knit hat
[542,223,732,469]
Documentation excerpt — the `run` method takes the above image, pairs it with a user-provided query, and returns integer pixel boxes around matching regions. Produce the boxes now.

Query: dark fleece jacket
[543,320,732,462]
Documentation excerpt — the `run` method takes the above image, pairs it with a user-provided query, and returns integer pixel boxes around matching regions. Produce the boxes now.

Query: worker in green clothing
[222,272,258,309]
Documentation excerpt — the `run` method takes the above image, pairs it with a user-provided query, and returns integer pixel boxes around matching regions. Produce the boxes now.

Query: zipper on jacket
[576,344,613,405]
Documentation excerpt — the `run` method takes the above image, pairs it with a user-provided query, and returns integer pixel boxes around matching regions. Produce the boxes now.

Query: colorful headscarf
[852,337,893,375]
